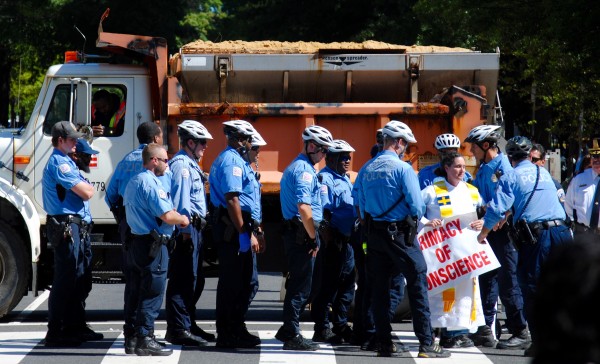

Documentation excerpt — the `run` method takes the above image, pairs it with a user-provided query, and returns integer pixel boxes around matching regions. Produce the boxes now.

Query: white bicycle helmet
[178,120,213,140]
[328,139,355,153]
[302,125,334,147]
[381,120,417,143]
[250,132,267,147]
[434,133,461,150]
[223,119,256,137]
[464,125,501,144]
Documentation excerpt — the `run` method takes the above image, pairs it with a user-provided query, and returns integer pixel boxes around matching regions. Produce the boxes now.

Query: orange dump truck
[167,39,500,270]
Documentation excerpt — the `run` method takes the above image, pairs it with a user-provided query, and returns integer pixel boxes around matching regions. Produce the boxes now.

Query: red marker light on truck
[64,51,79,63]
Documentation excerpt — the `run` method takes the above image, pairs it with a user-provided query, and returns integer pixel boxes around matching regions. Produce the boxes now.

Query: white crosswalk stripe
[0,327,508,363]
[100,331,183,364]
[257,330,336,364]
[0,331,45,364]
[393,331,494,363]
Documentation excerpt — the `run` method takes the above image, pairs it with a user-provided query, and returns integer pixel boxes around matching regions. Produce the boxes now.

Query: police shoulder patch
[232,166,243,177]
[59,163,71,174]
[301,171,313,183]
[181,168,190,178]
[158,189,167,199]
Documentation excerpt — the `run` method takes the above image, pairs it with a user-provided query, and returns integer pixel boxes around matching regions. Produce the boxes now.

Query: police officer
[209,120,262,349]
[275,125,334,351]
[355,120,449,358]
[124,143,189,356]
[464,125,528,349]
[104,121,169,353]
[245,133,268,307]
[477,136,573,357]
[369,128,384,158]
[565,138,600,236]
[352,131,406,352]
[67,139,103,342]
[311,139,356,344]
[164,120,213,346]
[418,133,472,189]
[530,143,565,206]
[42,121,97,347]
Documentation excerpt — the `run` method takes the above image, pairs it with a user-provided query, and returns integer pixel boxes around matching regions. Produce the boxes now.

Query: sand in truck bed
[180,40,472,54]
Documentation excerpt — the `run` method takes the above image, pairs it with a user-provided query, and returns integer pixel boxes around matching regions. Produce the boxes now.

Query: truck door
[34,78,135,221]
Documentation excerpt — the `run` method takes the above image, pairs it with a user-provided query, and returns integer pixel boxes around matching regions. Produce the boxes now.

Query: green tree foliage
[414,0,600,150]
[0,0,224,126]
[215,0,419,43]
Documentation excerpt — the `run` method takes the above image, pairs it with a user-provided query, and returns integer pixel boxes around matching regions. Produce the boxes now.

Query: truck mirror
[70,78,90,127]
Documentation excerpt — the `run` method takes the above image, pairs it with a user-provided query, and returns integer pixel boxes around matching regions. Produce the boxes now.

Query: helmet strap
[305,141,320,165]
[185,139,201,161]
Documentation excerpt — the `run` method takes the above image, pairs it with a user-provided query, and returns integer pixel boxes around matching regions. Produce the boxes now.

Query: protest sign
[417,212,500,296]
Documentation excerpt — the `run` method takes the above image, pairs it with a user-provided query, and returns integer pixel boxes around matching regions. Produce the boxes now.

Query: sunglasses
[196,139,208,145]
[313,142,328,154]
[591,154,600,159]
[339,155,351,162]
[154,157,168,163]
[251,146,260,151]
[531,157,543,163]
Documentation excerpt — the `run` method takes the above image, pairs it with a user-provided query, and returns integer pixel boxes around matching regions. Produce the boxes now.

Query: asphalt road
[0,273,532,364]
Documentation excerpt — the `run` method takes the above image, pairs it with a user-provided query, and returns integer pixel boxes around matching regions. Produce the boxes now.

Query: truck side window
[91,86,126,137]
[43,85,71,135]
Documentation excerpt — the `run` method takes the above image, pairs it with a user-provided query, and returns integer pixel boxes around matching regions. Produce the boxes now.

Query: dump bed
[167,40,500,193]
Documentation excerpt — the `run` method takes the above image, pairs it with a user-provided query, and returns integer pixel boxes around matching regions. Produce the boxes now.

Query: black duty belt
[371,220,409,230]
[528,219,567,231]
[49,214,84,226]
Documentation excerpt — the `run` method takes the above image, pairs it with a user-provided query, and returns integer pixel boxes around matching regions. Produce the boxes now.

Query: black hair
[92,89,111,102]
[434,151,463,178]
[531,143,546,159]
[137,122,162,144]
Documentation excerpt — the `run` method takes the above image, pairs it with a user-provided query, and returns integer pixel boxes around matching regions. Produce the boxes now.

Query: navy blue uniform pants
[166,232,201,332]
[352,226,404,341]
[278,225,315,340]
[119,217,137,337]
[190,232,207,328]
[517,224,572,342]
[478,226,527,333]
[214,223,254,337]
[47,222,86,334]
[311,235,355,332]
[367,226,433,346]
[129,236,168,337]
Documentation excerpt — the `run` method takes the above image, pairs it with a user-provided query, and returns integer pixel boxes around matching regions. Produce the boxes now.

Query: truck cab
[0,60,153,316]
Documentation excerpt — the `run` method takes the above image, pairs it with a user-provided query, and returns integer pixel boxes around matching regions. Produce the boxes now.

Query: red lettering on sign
[481,251,491,265]
[446,221,457,237]
[439,226,450,241]
[450,219,462,233]
[419,235,426,250]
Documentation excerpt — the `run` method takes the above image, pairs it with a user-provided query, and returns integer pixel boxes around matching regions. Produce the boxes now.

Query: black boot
[134,336,173,356]
[165,329,208,346]
[191,324,216,342]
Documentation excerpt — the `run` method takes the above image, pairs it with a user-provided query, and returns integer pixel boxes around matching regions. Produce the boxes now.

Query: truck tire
[0,221,28,317]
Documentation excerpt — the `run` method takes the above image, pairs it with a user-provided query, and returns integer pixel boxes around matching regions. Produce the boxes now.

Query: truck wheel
[0,221,28,318]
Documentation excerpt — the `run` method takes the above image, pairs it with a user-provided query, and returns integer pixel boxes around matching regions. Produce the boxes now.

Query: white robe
[421,179,486,331]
